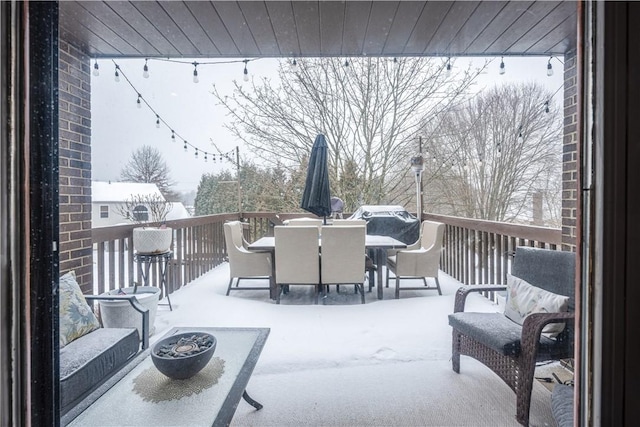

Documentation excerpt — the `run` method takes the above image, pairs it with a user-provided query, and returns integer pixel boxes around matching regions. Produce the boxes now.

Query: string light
[192,62,199,83]
[393,57,398,64]
[344,59,350,68]
[446,57,452,74]
[142,59,149,78]
[93,60,99,77]
[108,59,239,167]
[114,65,120,82]
[546,56,554,76]
[499,57,505,75]
[291,58,298,71]
[243,59,249,82]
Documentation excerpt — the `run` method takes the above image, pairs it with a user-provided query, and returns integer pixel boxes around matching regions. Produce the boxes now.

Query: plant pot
[98,286,160,338]
[133,227,172,254]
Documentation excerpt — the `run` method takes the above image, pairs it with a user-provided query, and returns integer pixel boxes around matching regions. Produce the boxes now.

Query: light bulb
[184,142,188,152]
[155,115,160,128]
[243,67,249,82]
[171,131,176,142]
[204,154,208,162]
[499,57,505,75]
[544,101,550,113]
[114,66,120,82]
[446,62,452,74]
[136,95,141,109]
[517,133,523,144]
[291,58,298,71]
[92,61,99,77]
[547,60,554,77]
[193,69,199,83]
[142,59,149,78]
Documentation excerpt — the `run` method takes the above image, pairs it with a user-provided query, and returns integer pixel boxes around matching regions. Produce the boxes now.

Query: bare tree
[120,145,178,201]
[212,57,486,212]
[420,83,562,224]
[115,193,173,226]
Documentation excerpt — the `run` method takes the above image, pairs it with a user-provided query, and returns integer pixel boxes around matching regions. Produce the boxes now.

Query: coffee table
[63,327,270,426]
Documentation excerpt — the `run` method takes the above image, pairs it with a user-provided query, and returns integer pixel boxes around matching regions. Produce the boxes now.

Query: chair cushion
[448,312,557,356]
[60,327,139,413]
[551,384,574,427]
[59,271,100,347]
[504,274,570,337]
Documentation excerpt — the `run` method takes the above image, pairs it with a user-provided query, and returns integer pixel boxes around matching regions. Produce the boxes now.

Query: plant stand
[134,250,173,311]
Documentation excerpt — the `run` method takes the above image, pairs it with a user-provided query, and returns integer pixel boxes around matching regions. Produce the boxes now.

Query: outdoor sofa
[59,271,149,416]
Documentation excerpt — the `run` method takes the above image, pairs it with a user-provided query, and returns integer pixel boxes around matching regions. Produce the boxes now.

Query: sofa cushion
[504,274,570,337]
[448,312,557,356]
[60,327,139,413]
[551,384,574,427]
[59,271,100,347]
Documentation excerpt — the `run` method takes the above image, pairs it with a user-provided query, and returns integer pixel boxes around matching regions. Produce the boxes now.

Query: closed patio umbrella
[300,134,332,223]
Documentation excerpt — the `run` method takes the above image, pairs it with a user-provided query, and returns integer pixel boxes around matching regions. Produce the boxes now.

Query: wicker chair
[448,246,575,426]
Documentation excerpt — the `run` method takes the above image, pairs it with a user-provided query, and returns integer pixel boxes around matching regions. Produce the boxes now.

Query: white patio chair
[223,221,272,296]
[274,226,320,304]
[386,220,445,298]
[320,225,367,304]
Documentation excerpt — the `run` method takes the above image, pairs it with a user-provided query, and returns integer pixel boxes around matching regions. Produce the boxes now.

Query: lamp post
[410,150,425,222]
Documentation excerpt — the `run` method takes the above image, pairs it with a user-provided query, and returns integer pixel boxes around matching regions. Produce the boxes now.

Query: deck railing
[421,213,562,286]
[91,213,240,295]
[92,211,562,298]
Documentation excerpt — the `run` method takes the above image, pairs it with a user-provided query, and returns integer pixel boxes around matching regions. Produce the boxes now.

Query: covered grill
[348,205,420,244]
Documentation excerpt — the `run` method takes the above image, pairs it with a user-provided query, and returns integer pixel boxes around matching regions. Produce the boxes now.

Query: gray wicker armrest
[453,285,507,312]
[84,295,150,350]
[520,311,575,356]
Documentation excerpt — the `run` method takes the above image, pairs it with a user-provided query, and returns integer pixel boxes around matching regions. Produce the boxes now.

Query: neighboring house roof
[92,181,165,202]
[166,202,190,220]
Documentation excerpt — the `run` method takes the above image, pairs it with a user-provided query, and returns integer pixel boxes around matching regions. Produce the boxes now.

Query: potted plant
[117,193,173,254]
[98,282,161,338]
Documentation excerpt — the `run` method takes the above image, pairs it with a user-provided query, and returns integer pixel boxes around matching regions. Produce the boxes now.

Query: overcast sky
[91,56,564,193]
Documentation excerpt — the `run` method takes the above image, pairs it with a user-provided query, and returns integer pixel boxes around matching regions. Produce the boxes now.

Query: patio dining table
[248,234,406,300]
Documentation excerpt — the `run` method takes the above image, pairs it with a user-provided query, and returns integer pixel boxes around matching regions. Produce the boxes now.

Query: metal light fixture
[410,153,425,221]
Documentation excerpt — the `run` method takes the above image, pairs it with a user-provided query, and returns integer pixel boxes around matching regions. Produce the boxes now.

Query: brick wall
[562,48,578,250]
[58,40,93,292]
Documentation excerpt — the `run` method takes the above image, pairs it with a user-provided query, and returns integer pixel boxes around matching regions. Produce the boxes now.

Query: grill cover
[348,205,420,244]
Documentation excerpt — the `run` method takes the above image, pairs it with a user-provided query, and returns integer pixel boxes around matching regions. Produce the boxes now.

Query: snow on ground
[152,264,500,377]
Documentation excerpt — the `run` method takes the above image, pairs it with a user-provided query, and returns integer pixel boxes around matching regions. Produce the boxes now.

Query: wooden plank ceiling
[59,1,577,59]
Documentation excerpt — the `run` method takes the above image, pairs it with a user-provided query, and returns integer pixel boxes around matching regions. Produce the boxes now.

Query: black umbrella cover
[300,134,332,218]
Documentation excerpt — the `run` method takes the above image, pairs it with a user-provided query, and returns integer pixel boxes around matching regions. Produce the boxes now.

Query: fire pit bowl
[151,332,217,379]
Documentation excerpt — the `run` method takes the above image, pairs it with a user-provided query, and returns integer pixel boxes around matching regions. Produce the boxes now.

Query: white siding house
[92,181,189,228]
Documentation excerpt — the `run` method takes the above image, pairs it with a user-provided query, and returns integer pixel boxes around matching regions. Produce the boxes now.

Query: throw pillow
[504,273,570,337]
[59,271,100,347]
